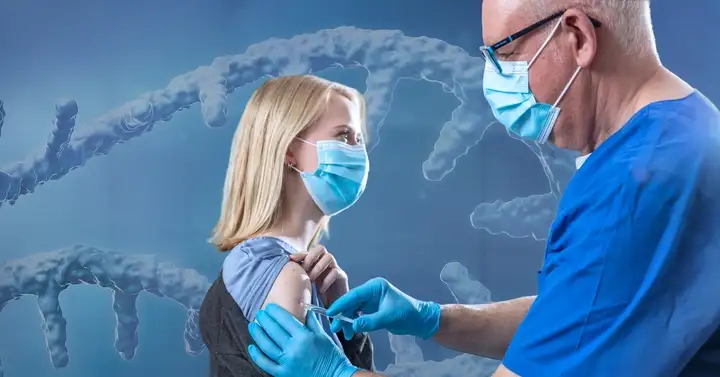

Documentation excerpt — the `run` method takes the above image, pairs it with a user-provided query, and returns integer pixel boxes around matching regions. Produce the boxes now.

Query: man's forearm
[432,296,535,360]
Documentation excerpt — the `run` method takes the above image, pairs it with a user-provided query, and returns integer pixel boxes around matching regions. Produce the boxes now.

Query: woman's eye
[338,132,350,142]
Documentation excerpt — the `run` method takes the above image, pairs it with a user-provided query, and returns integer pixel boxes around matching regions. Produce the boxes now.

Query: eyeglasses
[479,11,602,74]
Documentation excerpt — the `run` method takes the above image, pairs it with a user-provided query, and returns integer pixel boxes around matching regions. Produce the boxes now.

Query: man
[246,0,720,376]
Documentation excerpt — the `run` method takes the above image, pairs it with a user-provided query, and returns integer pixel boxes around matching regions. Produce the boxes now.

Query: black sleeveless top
[199,273,374,376]
[199,236,374,376]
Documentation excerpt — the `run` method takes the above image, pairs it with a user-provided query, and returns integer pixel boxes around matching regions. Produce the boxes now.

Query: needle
[301,302,356,324]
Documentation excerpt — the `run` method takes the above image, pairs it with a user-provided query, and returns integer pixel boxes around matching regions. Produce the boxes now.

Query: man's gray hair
[533,0,656,56]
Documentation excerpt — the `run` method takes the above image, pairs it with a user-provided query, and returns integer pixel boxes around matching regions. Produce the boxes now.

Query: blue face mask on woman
[291,138,369,216]
[482,19,582,143]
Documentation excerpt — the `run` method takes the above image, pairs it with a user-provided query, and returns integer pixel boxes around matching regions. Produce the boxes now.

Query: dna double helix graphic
[0,26,576,377]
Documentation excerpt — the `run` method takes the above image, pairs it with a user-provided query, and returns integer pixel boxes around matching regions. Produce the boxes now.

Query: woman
[199,75,374,376]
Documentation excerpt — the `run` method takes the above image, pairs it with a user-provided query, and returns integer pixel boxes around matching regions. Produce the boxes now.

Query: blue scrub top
[503,91,720,377]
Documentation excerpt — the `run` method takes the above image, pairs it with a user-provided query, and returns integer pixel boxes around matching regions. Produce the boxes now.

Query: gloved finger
[248,344,282,376]
[309,254,333,280]
[352,312,386,333]
[330,318,345,334]
[327,280,378,316]
[340,321,355,341]
[248,322,283,361]
[305,311,326,336]
[256,309,292,346]
[264,304,307,337]
[329,315,356,339]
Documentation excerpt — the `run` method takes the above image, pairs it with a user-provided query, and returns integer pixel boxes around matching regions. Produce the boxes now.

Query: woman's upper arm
[261,261,312,322]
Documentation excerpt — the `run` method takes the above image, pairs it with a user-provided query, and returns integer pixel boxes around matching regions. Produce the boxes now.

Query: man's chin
[547,132,562,148]
[547,131,576,151]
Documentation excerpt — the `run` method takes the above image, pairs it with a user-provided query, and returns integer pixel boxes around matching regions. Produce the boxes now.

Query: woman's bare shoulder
[263,261,312,321]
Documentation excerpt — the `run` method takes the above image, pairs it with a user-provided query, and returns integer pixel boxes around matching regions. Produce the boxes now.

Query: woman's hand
[290,245,349,307]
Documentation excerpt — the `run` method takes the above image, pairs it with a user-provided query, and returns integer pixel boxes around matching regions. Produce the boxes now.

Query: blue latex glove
[327,277,441,340]
[248,304,359,377]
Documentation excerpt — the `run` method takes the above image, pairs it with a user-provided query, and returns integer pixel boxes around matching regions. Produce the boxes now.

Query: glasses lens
[479,48,502,74]
[479,48,491,61]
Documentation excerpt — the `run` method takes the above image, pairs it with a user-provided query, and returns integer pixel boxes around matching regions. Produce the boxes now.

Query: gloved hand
[248,304,358,377]
[326,277,441,340]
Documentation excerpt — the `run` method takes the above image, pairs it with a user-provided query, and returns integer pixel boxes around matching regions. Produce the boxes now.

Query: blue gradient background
[0,1,717,376]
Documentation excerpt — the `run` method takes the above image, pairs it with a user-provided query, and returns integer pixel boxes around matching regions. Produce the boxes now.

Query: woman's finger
[318,268,339,293]
[310,254,333,280]
[289,252,308,263]
[303,245,326,271]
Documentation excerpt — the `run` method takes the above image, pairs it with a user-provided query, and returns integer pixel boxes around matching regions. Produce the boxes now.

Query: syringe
[301,302,356,325]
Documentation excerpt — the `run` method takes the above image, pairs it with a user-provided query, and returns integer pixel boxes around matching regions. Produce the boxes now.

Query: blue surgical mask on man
[483,19,583,143]
[290,138,369,216]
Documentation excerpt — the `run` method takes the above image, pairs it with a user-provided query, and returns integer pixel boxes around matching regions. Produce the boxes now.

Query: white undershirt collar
[575,153,592,169]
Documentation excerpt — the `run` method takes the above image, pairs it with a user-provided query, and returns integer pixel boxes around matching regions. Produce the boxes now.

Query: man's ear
[563,8,598,68]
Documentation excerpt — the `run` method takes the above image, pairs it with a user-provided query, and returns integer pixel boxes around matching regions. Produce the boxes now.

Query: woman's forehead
[319,95,361,132]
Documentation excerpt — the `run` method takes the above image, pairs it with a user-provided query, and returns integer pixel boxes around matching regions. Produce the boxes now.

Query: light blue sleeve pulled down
[221,236,342,347]
[222,237,291,322]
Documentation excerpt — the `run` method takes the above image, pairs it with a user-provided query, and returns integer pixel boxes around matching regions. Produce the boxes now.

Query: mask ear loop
[552,66,582,108]
[524,17,583,108]
[288,137,315,174]
[296,137,315,147]
[528,18,564,68]
[288,163,302,174]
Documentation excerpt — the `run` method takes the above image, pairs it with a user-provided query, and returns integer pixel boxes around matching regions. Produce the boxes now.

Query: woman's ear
[285,140,298,167]
[284,155,293,167]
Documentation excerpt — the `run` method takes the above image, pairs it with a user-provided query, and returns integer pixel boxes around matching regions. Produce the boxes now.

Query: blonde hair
[211,75,367,252]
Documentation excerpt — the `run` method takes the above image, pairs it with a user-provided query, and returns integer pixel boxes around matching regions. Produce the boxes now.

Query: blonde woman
[199,75,374,377]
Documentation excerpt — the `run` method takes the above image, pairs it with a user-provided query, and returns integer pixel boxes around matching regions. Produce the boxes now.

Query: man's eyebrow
[496,41,525,56]
[494,47,517,56]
